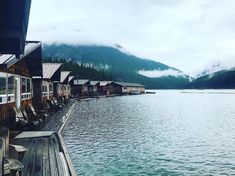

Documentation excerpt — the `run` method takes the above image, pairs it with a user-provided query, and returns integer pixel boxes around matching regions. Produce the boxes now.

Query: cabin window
[21,77,31,100]
[49,83,53,92]
[7,74,15,102]
[42,85,47,97]
[22,78,27,93]
[0,72,7,104]
[27,79,31,93]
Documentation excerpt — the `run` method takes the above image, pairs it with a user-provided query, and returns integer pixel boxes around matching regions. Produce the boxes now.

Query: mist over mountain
[42,43,235,89]
[189,68,235,89]
[42,43,190,89]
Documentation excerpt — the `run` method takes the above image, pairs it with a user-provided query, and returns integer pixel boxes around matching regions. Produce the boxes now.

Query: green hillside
[43,44,190,89]
[189,70,235,89]
[43,44,176,72]
[43,58,112,81]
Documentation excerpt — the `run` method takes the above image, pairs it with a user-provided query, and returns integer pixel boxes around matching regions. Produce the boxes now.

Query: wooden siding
[0,54,33,122]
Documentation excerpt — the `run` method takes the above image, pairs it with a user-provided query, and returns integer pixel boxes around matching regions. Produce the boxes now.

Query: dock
[10,100,77,176]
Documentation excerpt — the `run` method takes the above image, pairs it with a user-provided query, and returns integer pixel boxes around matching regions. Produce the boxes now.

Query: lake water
[64,90,235,175]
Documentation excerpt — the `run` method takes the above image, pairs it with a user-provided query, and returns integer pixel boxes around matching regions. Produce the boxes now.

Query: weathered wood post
[0,138,3,176]
[0,127,9,159]
[0,127,9,176]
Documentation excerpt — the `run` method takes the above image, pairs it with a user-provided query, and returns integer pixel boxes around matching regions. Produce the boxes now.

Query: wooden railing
[0,138,2,176]
[0,127,9,176]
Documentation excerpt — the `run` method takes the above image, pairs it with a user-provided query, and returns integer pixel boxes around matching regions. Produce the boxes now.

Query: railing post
[0,138,3,176]
[0,127,9,159]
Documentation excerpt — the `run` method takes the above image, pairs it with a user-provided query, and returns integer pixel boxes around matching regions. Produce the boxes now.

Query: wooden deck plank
[12,101,77,176]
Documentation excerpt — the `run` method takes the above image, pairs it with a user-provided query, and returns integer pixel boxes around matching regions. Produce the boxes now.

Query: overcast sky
[27,0,235,74]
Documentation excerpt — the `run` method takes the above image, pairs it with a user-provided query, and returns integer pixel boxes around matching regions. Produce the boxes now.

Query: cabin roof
[68,76,75,83]
[99,81,112,86]
[0,0,32,55]
[43,63,62,79]
[113,82,145,87]
[74,79,90,85]
[0,41,42,68]
[60,71,71,83]
[90,81,100,86]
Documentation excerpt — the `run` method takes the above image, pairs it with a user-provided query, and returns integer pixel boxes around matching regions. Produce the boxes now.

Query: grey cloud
[27,0,235,74]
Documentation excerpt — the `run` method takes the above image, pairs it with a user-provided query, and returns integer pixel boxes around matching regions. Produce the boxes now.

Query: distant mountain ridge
[42,43,235,89]
[189,68,235,89]
[43,44,190,89]
[43,44,179,72]
[195,62,228,78]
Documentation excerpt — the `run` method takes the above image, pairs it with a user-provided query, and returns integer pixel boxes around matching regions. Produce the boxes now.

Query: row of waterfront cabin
[0,41,145,127]
[0,41,74,127]
[70,80,145,97]
[0,3,78,175]
[42,63,72,105]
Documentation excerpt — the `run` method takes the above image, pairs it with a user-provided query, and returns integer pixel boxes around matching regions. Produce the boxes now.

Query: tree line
[43,57,113,81]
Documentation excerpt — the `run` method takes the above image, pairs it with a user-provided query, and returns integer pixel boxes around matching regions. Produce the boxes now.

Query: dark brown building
[71,79,90,97]
[42,63,62,103]
[98,81,112,95]
[0,41,43,127]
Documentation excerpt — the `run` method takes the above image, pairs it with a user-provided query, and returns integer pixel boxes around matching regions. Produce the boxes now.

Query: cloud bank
[138,69,185,78]
[27,0,235,73]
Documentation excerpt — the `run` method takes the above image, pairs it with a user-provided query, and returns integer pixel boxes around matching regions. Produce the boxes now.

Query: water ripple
[64,91,235,175]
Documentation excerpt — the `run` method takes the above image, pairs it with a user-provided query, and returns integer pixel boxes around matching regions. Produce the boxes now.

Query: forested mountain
[43,44,177,72]
[189,69,235,89]
[43,44,190,89]
[43,58,112,81]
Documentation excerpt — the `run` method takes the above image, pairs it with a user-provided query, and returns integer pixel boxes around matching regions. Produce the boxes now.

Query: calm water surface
[64,90,235,175]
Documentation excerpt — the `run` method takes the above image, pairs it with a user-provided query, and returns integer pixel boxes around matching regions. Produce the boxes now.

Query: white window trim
[21,76,32,100]
[0,72,17,104]
[7,93,15,103]
[0,94,7,104]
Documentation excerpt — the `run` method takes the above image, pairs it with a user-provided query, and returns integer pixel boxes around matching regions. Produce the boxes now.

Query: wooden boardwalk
[39,100,75,131]
[12,100,77,176]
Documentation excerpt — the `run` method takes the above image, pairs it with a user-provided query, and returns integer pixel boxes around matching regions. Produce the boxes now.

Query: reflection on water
[64,90,235,175]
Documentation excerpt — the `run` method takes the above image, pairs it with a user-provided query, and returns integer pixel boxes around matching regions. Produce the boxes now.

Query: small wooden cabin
[60,71,71,98]
[0,41,43,127]
[42,63,62,103]
[98,81,112,95]
[110,82,145,95]
[72,79,90,97]
[90,81,100,96]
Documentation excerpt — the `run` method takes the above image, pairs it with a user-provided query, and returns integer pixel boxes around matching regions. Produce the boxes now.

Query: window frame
[21,76,32,100]
[0,72,7,104]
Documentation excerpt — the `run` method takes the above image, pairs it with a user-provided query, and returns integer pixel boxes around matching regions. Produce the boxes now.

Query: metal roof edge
[7,41,42,68]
